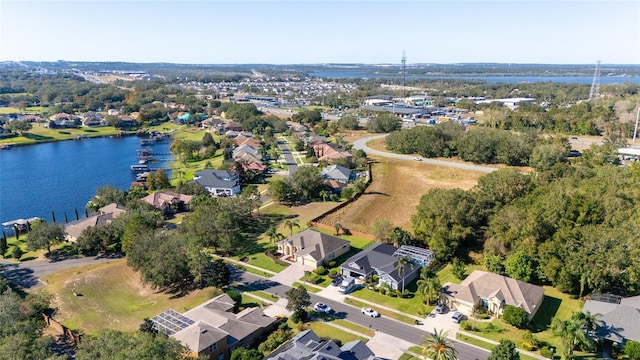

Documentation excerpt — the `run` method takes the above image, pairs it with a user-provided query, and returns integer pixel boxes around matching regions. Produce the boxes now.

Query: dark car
[331,276,343,286]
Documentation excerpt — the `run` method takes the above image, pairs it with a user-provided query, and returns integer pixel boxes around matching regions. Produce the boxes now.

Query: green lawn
[455,333,540,360]
[0,106,45,114]
[398,354,421,360]
[435,263,485,285]
[306,322,368,344]
[330,319,375,337]
[313,227,374,250]
[233,284,277,302]
[237,252,287,273]
[0,124,124,145]
[349,286,432,317]
[343,298,417,325]
[292,282,321,293]
[231,263,275,278]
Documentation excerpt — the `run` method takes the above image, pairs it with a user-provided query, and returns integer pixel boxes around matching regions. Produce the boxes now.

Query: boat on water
[140,138,155,146]
[130,164,150,172]
[136,148,154,157]
[0,144,13,150]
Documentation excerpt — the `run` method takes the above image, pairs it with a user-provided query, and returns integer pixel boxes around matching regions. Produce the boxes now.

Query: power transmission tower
[401,51,406,98]
[589,60,601,100]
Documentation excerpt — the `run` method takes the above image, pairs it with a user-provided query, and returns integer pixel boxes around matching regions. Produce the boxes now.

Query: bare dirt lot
[321,155,484,233]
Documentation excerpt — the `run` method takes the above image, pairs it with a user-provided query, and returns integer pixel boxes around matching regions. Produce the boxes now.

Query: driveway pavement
[366,332,415,360]
[270,261,310,286]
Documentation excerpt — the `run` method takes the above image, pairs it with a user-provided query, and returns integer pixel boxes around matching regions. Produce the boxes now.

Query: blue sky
[1,1,639,64]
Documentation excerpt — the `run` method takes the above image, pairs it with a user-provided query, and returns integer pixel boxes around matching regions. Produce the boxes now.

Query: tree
[502,305,529,328]
[319,189,329,202]
[551,312,596,359]
[284,219,300,237]
[269,179,290,202]
[266,226,284,243]
[505,251,537,283]
[202,132,215,147]
[26,221,65,255]
[529,144,568,172]
[6,119,32,135]
[0,233,7,257]
[396,255,413,293]
[367,113,399,133]
[451,258,467,281]
[417,271,442,305]
[372,219,393,242]
[11,246,23,260]
[389,226,412,247]
[333,222,342,236]
[488,339,520,360]
[285,285,311,314]
[231,347,263,360]
[75,330,191,360]
[208,259,231,288]
[422,328,457,360]
[625,340,640,360]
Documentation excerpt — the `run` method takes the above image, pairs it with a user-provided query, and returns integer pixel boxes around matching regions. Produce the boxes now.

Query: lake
[309,72,640,85]
[0,136,173,225]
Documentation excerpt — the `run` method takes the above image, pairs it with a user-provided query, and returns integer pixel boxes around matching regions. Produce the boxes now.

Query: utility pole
[401,51,406,99]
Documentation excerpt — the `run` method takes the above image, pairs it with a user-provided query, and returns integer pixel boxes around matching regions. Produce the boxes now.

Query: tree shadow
[23,133,54,141]
[530,295,562,333]
[0,262,39,289]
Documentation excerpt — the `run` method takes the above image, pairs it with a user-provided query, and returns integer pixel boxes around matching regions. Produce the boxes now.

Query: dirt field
[321,156,484,233]
[39,259,218,334]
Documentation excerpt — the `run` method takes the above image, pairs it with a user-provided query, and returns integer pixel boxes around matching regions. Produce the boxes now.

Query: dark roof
[265,330,379,360]
[192,169,239,189]
[596,306,640,343]
[340,243,398,277]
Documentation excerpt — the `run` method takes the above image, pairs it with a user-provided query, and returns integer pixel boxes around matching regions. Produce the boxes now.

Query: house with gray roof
[277,229,350,269]
[266,329,381,360]
[151,293,277,360]
[339,243,427,291]
[64,203,127,242]
[441,270,545,320]
[583,295,640,344]
[192,169,241,197]
[321,164,351,184]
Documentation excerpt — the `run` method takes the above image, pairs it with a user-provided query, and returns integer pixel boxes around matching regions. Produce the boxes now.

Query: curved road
[353,135,498,173]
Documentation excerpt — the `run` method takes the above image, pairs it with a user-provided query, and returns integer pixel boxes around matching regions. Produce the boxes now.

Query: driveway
[352,135,497,173]
[270,261,310,286]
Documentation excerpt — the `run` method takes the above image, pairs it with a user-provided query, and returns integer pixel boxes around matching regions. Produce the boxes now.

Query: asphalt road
[235,270,489,360]
[278,140,298,176]
[353,135,498,174]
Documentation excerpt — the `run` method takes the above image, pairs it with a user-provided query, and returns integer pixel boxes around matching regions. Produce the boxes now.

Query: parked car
[314,302,333,314]
[361,307,380,318]
[451,311,464,323]
[435,304,447,314]
[413,157,422,161]
[331,276,343,286]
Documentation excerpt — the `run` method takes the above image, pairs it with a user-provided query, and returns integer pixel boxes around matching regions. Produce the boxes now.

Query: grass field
[38,259,220,335]
[455,333,540,360]
[0,106,45,114]
[330,319,375,337]
[349,286,433,317]
[435,263,485,285]
[305,322,368,344]
[0,123,123,145]
[320,153,484,233]
[343,297,416,325]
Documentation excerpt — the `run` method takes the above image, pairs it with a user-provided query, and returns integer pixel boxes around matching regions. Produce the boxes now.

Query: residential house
[313,143,352,163]
[47,113,78,128]
[82,112,106,127]
[321,164,351,184]
[107,109,121,116]
[192,169,241,197]
[582,295,640,344]
[441,270,545,320]
[340,244,433,290]
[266,329,382,360]
[222,121,243,132]
[142,190,193,216]
[277,229,350,269]
[200,117,223,130]
[232,144,259,157]
[64,203,127,242]
[287,121,308,133]
[118,115,137,127]
[152,294,277,360]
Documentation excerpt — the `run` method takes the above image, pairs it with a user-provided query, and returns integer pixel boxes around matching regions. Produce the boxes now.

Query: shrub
[460,320,477,331]
[290,310,302,324]
[501,305,529,329]
[328,261,336,268]
[264,245,278,255]
[315,266,327,275]
[474,313,490,320]
[258,329,290,353]
[11,246,23,260]
[521,342,534,351]
[372,274,379,282]
[329,268,340,277]
[540,346,554,358]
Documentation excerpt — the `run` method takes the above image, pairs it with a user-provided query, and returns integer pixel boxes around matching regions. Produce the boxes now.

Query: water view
[0,136,173,225]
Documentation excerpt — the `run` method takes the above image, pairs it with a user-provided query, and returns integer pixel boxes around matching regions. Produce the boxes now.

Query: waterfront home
[142,190,193,216]
[192,169,241,197]
[64,203,127,242]
[277,229,350,269]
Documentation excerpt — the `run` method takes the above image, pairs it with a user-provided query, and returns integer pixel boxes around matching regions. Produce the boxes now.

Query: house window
[218,354,225,360]
[209,343,217,352]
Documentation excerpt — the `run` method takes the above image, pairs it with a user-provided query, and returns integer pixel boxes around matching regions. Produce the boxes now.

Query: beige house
[441,270,545,320]
[277,229,350,269]
[142,190,193,216]
[64,203,127,242]
[151,294,277,360]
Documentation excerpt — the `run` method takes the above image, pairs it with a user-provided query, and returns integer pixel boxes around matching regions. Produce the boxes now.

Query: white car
[314,302,333,314]
[413,157,422,161]
[435,304,447,314]
[361,307,380,318]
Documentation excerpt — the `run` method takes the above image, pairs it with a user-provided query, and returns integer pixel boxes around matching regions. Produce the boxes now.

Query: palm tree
[422,328,457,360]
[266,226,284,243]
[319,190,329,202]
[417,274,442,305]
[284,219,300,237]
[551,312,596,359]
[333,222,342,236]
[395,256,413,293]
